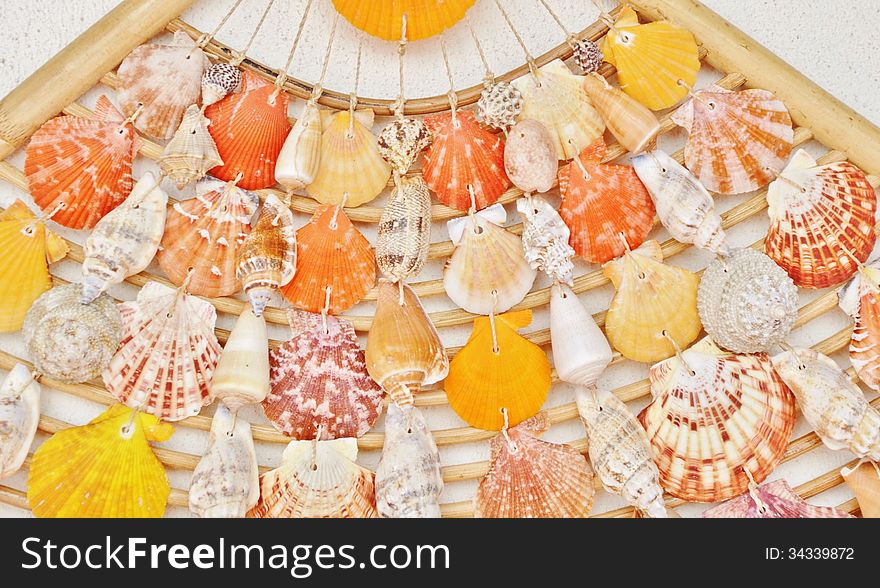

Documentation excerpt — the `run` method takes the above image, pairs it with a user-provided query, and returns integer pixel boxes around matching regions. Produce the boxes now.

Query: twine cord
[440,36,458,122]
[349,36,363,132]
[489,289,500,354]
[270,0,316,102]
[310,12,340,102]
[465,16,494,85]
[329,193,348,229]
[499,408,518,453]
[743,466,770,514]
[230,0,277,67]
[392,15,409,118]
[197,0,246,48]
[536,0,579,48]
[321,286,332,334]
[493,0,541,83]
[662,329,695,376]
[568,138,591,180]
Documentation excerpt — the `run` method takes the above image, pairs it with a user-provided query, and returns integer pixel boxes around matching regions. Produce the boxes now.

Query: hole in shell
[638,271,646,280]
[310,463,318,472]
[406,428,413,435]
[472,224,484,235]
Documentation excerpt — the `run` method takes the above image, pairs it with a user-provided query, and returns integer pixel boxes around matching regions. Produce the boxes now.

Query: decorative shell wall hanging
[0,364,40,480]
[516,195,575,286]
[210,308,270,413]
[550,283,612,387]
[839,263,880,390]
[703,479,854,518]
[157,104,223,189]
[376,174,432,282]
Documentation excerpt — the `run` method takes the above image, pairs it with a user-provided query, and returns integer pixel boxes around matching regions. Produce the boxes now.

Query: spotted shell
[377,117,432,175]
[201,62,243,107]
[703,479,854,518]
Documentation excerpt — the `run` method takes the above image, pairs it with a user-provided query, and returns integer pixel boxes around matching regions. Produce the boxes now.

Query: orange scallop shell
[558,137,655,263]
[280,205,376,314]
[205,70,291,190]
[422,110,510,211]
[24,96,139,230]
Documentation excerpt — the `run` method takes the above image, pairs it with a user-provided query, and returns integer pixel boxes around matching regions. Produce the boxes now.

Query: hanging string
[489,289,500,354]
[493,0,541,83]
[230,0,277,67]
[328,192,348,229]
[465,16,494,86]
[588,0,616,29]
[536,0,579,48]
[197,0,247,49]
[743,466,770,514]
[391,14,409,118]
[348,35,363,132]
[567,138,591,180]
[23,200,66,236]
[270,0,316,103]
[662,329,696,376]
[439,35,459,123]
[499,408,519,453]
[310,12,340,102]
[320,286,332,334]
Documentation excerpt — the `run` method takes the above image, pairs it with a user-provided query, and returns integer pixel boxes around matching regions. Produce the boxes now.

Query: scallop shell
[157,104,224,189]
[504,119,558,193]
[189,403,260,518]
[581,72,660,154]
[280,205,375,314]
[27,404,173,518]
[158,177,260,298]
[703,479,854,518]
[264,309,384,440]
[446,310,550,431]
[81,172,168,304]
[377,117,432,175]
[306,109,392,207]
[116,31,209,140]
[632,149,729,255]
[698,248,798,354]
[0,200,68,332]
[376,174,432,282]
[236,193,297,317]
[512,59,605,160]
[422,110,510,211]
[575,387,668,517]
[765,149,876,289]
[842,461,880,518]
[25,95,138,229]
[771,347,880,461]
[603,240,701,363]
[103,281,222,421]
[839,264,880,390]
[211,308,270,413]
[672,85,793,194]
[365,280,449,406]
[201,62,242,108]
[443,204,537,315]
[375,403,442,518]
[331,0,475,41]
[205,70,292,190]
[475,80,524,131]
[248,437,378,518]
[23,284,122,384]
[550,284,612,387]
[275,100,322,192]
[558,137,655,263]
[600,6,700,110]
[0,364,40,479]
[516,195,575,285]
[639,338,796,502]
[475,413,594,518]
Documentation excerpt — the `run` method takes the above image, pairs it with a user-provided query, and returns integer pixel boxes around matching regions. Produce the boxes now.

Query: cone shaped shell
[27,404,173,517]
[703,479,854,518]
[211,309,270,412]
[840,265,880,390]
[843,461,880,518]
[331,0,475,40]
[550,284,612,387]
[516,195,575,286]
[275,101,323,192]
[158,104,224,189]
[376,174,432,282]
[504,119,559,193]
[581,72,660,154]
[0,364,40,479]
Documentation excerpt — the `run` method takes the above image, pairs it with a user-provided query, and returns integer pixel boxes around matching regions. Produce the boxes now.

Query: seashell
[672,85,793,194]
[516,195,575,285]
[0,200,68,332]
[375,403,442,518]
[377,117,432,175]
[639,338,796,502]
[550,284,612,387]
[81,172,168,304]
[0,364,40,479]
[23,284,121,384]
[512,59,605,160]
[28,404,173,518]
[201,62,243,108]
[205,70,292,190]
[248,437,378,518]
[765,149,876,289]
[306,109,392,207]
[600,6,700,110]
[771,347,880,461]
[572,38,603,74]
[632,149,729,255]
[376,174,432,282]
[103,281,222,421]
[211,309,270,413]
[157,104,223,189]
[475,413,594,518]
[275,100,322,192]
[503,119,558,193]
[840,264,880,389]
[575,386,667,518]
[703,479,854,518]
[475,80,524,131]
[264,309,384,440]
[280,205,375,314]
[603,240,701,363]
[558,137,655,263]
[236,193,297,317]
[446,310,550,430]
[25,95,138,229]
[444,204,536,315]
[116,31,209,140]
[842,461,880,518]
[581,72,660,154]
[158,177,260,298]
[698,248,798,353]
[365,280,448,406]
[423,110,510,211]
[189,403,259,518]
[331,0,475,41]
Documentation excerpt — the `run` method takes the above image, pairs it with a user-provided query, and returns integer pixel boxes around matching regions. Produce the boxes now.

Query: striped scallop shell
[765,149,877,289]
[839,264,880,390]
[376,174,432,282]
[703,479,854,518]
[158,104,223,189]
[0,364,40,479]
[475,413,594,518]
[639,337,797,502]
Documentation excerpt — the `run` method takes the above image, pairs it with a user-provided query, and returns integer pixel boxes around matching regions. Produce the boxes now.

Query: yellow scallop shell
[331,0,475,41]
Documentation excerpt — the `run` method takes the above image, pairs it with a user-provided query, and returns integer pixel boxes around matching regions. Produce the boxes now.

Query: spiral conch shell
[771,347,880,462]
[81,172,168,304]
[248,438,378,518]
[575,387,667,518]
[703,479,853,518]
[550,284,612,387]
[189,404,260,518]
[503,119,558,194]
[842,461,880,518]
[211,309,270,413]
[376,174,432,282]
[839,264,880,390]
[0,364,40,479]
[516,196,575,286]
[158,104,223,189]
[275,100,322,192]
[375,403,442,518]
